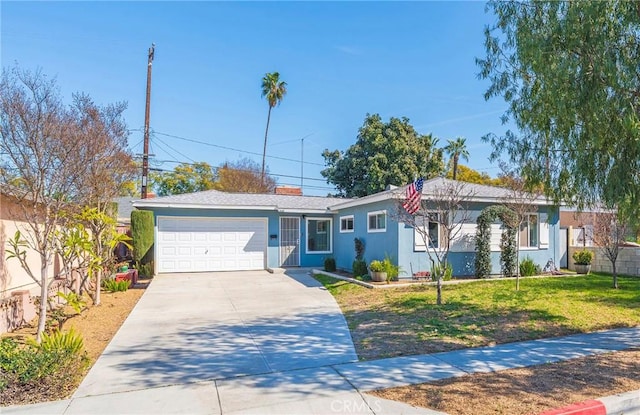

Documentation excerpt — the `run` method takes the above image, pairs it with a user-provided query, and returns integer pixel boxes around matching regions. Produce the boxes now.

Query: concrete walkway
[3,270,640,414]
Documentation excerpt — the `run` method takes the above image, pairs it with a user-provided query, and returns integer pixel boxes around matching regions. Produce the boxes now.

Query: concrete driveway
[75,270,359,397]
[7,270,440,414]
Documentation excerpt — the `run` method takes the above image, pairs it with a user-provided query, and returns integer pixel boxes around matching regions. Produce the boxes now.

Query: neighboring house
[1,187,60,299]
[114,196,137,232]
[133,178,560,277]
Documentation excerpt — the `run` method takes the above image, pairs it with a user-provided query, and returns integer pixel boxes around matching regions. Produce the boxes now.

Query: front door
[279,217,300,266]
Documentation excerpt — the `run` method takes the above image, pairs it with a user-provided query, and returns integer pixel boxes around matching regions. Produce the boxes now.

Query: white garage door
[157,217,267,273]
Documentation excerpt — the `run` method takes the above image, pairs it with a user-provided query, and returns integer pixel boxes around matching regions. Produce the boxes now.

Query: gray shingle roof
[114,197,138,223]
[330,177,550,210]
[133,189,351,212]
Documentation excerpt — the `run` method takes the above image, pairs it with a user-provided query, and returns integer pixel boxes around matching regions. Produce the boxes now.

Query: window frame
[519,213,539,249]
[339,215,354,233]
[367,210,387,233]
[414,212,442,251]
[305,217,333,254]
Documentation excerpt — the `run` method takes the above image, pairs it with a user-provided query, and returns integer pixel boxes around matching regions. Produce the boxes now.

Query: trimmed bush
[131,210,154,276]
[519,257,540,277]
[572,250,593,265]
[352,259,368,277]
[324,257,336,272]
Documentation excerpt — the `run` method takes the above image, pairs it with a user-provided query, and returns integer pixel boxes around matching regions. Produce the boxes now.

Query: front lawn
[314,273,640,360]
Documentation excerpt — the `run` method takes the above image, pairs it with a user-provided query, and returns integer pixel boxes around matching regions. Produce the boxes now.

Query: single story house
[132,178,560,277]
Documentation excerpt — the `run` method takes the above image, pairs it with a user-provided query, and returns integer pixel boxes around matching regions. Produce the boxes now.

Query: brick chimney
[275,186,302,196]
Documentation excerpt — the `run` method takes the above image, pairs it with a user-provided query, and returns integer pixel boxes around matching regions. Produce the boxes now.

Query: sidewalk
[4,326,639,415]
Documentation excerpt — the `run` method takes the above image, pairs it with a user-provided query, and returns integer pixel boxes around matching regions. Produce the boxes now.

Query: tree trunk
[452,155,459,180]
[95,268,102,305]
[36,258,49,343]
[436,275,443,305]
[515,229,521,291]
[94,237,103,306]
[261,106,273,186]
[612,262,618,289]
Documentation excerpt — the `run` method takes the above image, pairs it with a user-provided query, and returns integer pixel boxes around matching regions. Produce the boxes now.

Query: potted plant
[572,250,593,274]
[369,260,387,282]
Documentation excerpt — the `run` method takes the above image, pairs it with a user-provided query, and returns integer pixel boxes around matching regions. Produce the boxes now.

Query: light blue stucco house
[132,178,560,278]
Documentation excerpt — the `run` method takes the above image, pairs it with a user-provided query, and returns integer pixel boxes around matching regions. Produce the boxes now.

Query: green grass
[313,273,640,360]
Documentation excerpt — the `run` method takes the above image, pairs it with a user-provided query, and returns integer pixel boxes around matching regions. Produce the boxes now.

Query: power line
[146,158,329,183]
[153,131,325,167]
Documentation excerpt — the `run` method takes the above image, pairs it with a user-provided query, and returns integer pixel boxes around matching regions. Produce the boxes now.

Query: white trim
[339,215,355,233]
[367,210,387,233]
[519,212,540,249]
[413,214,441,251]
[134,202,278,211]
[305,217,333,254]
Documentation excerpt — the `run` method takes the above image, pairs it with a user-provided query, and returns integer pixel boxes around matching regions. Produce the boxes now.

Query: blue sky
[2,1,508,196]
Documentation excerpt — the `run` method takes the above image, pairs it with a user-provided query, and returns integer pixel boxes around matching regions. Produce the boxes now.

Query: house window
[306,218,332,253]
[520,214,539,248]
[340,215,354,233]
[414,214,441,250]
[367,210,386,233]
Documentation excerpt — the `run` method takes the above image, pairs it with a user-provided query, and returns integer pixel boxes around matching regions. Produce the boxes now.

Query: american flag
[403,177,424,214]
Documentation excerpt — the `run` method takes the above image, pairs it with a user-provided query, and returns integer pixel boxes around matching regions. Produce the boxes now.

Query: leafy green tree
[260,72,287,185]
[444,137,469,180]
[322,114,444,197]
[152,162,217,196]
[478,1,640,215]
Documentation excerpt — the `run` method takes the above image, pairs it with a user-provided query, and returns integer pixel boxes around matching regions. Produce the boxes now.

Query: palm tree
[260,72,287,185]
[444,137,469,180]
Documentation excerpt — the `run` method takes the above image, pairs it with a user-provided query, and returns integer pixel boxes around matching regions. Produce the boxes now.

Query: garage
[157,217,267,273]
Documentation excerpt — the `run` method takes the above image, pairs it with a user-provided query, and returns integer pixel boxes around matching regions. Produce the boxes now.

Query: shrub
[324,257,336,272]
[131,210,154,275]
[573,250,593,265]
[354,237,365,261]
[369,260,385,272]
[352,259,368,277]
[432,262,453,281]
[103,278,131,292]
[0,333,89,404]
[382,255,401,282]
[519,257,540,277]
[37,328,84,355]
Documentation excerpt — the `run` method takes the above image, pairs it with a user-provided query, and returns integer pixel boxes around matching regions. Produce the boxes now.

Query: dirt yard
[3,279,148,400]
[371,348,640,415]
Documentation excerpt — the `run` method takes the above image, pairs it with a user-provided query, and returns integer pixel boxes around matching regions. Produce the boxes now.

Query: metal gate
[559,228,568,268]
[279,217,300,266]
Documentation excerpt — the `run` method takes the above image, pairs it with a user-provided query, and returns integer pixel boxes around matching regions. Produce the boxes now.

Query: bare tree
[0,66,133,339]
[395,178,476,305]
[215,158,277,193]
[70,94,135,305]
[499,167,543,290]
[592,209,628,289]
[1,67,87,341]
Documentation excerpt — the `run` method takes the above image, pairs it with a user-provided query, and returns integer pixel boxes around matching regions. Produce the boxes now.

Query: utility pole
[141,43,155,199]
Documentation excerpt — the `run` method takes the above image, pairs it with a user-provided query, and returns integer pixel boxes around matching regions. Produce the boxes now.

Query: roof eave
[132,202,278,211]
